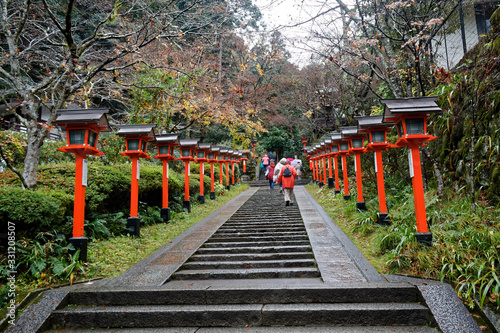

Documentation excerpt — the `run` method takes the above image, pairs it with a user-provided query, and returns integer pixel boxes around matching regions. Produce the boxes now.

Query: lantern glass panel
[371,131,385,143]
[141,141,147,152]
[340,142,349,151]
[181,149,190,157]
[208,153,215,159]
[159,145,170,155]
[127,139,140,150]
[230,156,235,161]
[326,147,331,153]
[406,118,424,135]
[352,138,363,148]
[88,131,97,147]
[197,151,205,158]
[332,145,339,153]
[242,153,247,159]
[68,129,86,145]
[397,121,404,137]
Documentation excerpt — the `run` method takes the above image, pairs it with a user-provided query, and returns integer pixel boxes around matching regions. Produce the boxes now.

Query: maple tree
[0,0,233,189]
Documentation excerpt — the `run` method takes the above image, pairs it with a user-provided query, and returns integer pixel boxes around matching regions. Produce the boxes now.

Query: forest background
[0,0,499,322]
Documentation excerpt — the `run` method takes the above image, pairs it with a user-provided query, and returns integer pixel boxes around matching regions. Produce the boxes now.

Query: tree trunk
[22,120,46,190]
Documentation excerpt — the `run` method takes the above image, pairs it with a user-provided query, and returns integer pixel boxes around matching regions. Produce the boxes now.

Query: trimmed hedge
[0,161,240,237]
[0,187,73,238]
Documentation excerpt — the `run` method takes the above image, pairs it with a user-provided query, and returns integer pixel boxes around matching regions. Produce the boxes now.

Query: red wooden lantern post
[153,134,180,223]
[323,138,334,188]
[321,142,328,186]
[382,97,442,245]
[195,143,212,204]
[235,151,242,183]
[341,126,368,211]
[218,148,226,186]
[208,146,220,200]
[228,150,236,186]
[54,109,110,261]
[305,148,313,182]
[338,138,351,200]
[251,139,258,159]
[314,148,321,185]
[241,150,249,174]
[178,139,200,212]
[330,133,342,194]
[356,115,394,225]
[220,149,231,190]
[313,144,322,186]
[301,136,308,155]
[310,147,317,184]
[117,124,156,237]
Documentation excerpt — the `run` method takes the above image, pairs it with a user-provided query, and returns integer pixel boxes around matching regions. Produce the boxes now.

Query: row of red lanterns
[304,97,442,245]
[54,110,251,261]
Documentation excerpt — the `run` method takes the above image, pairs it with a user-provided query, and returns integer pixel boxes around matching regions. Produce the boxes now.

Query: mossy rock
[493,35,500,53]
[490,6,500,31]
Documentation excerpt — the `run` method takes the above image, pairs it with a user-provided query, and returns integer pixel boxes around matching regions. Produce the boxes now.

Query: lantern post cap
[154,133,180,145]
[178,138,200,147]
[54,108,111,131]
[381,96,442,122]
[116,124,156,138]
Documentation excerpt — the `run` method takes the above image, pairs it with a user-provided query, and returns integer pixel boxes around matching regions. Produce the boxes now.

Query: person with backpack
[277,159,297,206]
[274,158,287,193]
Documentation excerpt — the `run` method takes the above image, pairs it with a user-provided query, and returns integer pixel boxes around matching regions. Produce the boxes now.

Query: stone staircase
[46,283,434,331]
[171,190,320,280]
[41,189,437,332]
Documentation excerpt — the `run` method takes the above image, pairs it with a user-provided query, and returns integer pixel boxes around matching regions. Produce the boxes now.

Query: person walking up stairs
[277,159,297,206]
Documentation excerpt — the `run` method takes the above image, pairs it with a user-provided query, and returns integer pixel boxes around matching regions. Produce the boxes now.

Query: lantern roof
[219,148,228,154]
[179,138,199,148]
[198,142,212,150]
[381,96,442,122]
[340,126,360,137]
[116,124,156,138]
[227,149,234,154]
[304,146,313,151]
[355,115,394,129]
[154,133,180,145]
[330,132,342,141]
[314,143,322,149]
[54,109,110,130]
[322,138,332,145]
[211,146,221,152]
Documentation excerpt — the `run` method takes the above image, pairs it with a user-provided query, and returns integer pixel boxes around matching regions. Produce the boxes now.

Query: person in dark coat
[265,161,276,189]
[268,151,276,161]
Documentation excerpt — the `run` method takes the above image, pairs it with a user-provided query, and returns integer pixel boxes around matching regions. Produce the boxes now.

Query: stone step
[201,240,310,248]
[196,245,312,254]
[221,224,304,229]
[205,235,309,243]
[172,267,321,280]
[222,221,303,227]
[214,229,306,235]
[45,326,438,332]
[50,302,430,329]
[216,227,306,232]
[62,283,421,306]
[181,259,316,270]
[190,252,315,262]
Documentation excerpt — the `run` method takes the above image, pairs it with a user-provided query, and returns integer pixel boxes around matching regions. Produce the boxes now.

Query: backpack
[283,166,292,177]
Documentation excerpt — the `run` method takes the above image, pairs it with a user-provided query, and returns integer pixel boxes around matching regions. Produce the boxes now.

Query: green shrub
[0,188,72,238]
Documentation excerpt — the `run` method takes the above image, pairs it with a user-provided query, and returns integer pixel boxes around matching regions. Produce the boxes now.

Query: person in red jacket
[266,161,276,189]
[277,160,297,206]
